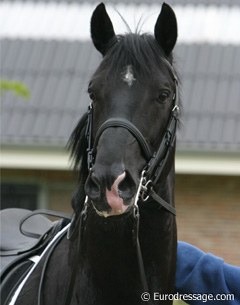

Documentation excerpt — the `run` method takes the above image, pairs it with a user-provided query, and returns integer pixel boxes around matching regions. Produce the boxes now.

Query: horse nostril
[118,171,136,201]
[85,173,101,200]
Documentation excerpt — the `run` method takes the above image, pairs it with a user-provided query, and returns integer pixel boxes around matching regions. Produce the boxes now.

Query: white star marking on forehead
[122,65,136,87]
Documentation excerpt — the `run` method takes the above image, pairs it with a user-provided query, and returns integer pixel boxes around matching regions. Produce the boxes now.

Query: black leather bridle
[65,59,179,305]
[86,57,179,216]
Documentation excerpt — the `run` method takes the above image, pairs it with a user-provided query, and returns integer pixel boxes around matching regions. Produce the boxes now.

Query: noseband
[65,59,179,304]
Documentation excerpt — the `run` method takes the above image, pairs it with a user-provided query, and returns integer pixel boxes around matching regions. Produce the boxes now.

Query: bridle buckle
[87,149,93,170]
[141,178,152,202]
[136,170,152,202]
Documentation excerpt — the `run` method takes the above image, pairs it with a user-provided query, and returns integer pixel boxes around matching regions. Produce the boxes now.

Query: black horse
[14,3,179,305]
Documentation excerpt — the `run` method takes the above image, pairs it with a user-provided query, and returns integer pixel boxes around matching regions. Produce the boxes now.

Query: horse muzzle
[85,170,137,217]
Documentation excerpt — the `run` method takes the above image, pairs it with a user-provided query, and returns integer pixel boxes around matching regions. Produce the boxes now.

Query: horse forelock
[93,33,176,81]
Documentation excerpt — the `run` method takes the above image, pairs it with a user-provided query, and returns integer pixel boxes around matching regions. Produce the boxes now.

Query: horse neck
[155,145,176,206]
[68,209,143,305]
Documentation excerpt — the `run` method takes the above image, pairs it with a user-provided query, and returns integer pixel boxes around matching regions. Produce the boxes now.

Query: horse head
[70,3,178,218]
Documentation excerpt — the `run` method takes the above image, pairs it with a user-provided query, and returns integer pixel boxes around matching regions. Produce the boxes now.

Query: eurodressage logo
[140,292,235,302]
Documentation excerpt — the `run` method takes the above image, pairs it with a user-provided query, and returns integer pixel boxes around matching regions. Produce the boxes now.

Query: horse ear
[91,3,116,55]
[154,3,178,56]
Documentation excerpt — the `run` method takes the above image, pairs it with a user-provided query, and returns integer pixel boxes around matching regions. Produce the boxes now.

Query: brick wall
[2,169,239,265]
[175,174,240,265]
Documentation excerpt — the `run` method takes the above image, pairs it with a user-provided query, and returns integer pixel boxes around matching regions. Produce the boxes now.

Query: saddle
[0,208,71,305]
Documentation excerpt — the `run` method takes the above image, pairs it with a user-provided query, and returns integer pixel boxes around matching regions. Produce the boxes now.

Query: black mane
[93,33,175,80]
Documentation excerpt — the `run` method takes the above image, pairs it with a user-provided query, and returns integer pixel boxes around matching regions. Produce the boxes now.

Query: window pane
[1,183,38,210]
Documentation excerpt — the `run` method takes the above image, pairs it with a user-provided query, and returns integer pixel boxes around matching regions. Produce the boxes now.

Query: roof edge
[0,146,72,171]
[176,151,240,176]
[1,146,240,175]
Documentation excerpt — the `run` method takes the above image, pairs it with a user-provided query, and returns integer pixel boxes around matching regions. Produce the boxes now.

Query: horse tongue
[106,188,128,215]
[105,173,128,215]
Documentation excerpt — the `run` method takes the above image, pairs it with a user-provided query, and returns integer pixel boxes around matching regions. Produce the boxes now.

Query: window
[1,183,38,210]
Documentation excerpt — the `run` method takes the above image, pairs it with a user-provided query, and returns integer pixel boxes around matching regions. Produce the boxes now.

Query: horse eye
[89,92,96,101]
[88,87,96,101]
[157,90,171,103]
